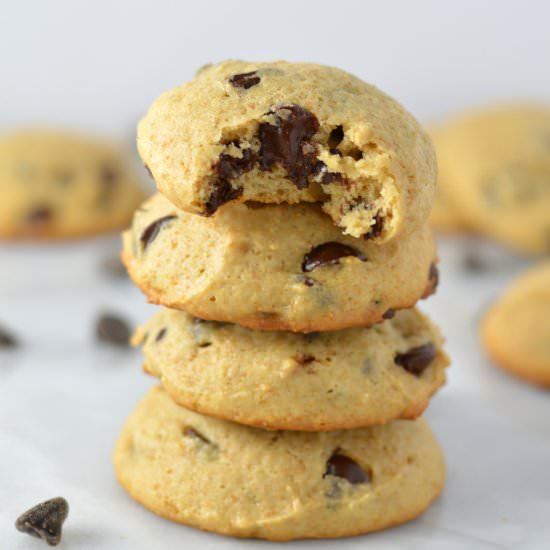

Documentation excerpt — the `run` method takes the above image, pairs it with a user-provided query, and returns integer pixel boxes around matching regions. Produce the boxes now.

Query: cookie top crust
[138,60,436,242]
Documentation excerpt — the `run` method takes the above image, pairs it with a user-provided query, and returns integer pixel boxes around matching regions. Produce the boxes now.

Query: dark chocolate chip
[394,343,436,376]
[26,206,53,227]
[422,263,439,299]
[140,215,177,250]
[302,242,367,272]
[294,354,316,365]
[155,328,167,342]
[229,71,261,89]
[382,309,396,320]
[0,324,17,348]
[325,453,370,484]
[363,213,384,240]
[327,125,344,152]
[95,313,131,347]
[15,497,69,546]
[314,161,343,184]
[303,276,316,287]
[258,104,320,189]
[183,426,210,444]
[205,149,255,215]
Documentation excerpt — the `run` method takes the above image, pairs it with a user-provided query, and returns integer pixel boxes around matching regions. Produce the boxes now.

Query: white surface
[2,1,550,548]
[1,236,550,550]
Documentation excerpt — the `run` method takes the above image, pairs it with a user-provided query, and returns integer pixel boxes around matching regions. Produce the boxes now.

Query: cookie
[114,386,445,540]
[122,194,438,332]
[429,128,468,232]
[0,130,148,239]
[434,105,550,254]
[138,60,436,242]
[134,308,448,430]
[481,260,550,387]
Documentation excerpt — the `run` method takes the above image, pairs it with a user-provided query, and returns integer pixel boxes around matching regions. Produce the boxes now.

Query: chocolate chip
[382,309,396,320]
[422,262,439,299]
[183,426,210,444]
[314,161,343,184]
[302,242,367,272]
[259,104,320,189]
[0,324,17,348]
[327,125,344,152]
[294,354,316,365]
[95,313,131,347]
[363,212,384,240]
[155,328,167,342]
[140,215,177,250]
[394,343,436,376]
[15,497,69,546]
[229,71,261,89]
[303,276,316,287]
[26,206,53,227]
[325,453,370,484]
[205,149,255,215]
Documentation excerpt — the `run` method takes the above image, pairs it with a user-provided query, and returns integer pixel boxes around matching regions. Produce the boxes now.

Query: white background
[1,1,550,549]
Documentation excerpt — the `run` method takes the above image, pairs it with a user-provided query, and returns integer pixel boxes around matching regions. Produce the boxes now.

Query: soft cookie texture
[481,260,550,388]
[0,130,148,239]
[114,386,445,541]
[122,194,438,332]
[134,308,448,430]
[433,105,550,254]
[138,60,436,242]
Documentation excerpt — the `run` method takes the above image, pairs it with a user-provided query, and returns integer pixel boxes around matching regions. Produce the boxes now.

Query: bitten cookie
[0,130,148,239]
[134,308,448,430]
[481,260,550,388]
[434,105,550,254]
[114,386,445,541]
[138,60,436,242]
[122,194,438,332]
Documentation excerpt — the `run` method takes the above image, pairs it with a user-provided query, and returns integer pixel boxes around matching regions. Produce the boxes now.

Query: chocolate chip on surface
[395,343,436,376]
[26,206,53,227]
[140,215,177,250]
[325,453,370,484]
[0,324,17,348]
[259,104,320,189]
[229,71,261,89]
[422,263,439,299]
[294,354,316,365]
[327,125,344,152]
[15,497,69,547]
[95,313,131,347]
[302,242,367,272]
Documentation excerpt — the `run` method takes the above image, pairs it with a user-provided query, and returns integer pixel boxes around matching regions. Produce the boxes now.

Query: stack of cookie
[115,61,449,540]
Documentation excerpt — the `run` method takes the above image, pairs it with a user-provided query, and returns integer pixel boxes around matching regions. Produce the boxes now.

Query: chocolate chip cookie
[433,105,550,254]
[113,386,445,540]
[481,260,550,387]
[0,130,147,239]
[134,307,448,430]
[138,60,436,242]
[122,194,438,332]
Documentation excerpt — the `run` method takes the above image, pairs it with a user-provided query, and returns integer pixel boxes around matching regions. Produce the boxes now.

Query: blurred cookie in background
[430,105,550,255]
[0,130,149,239]
[481,260,550,388]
